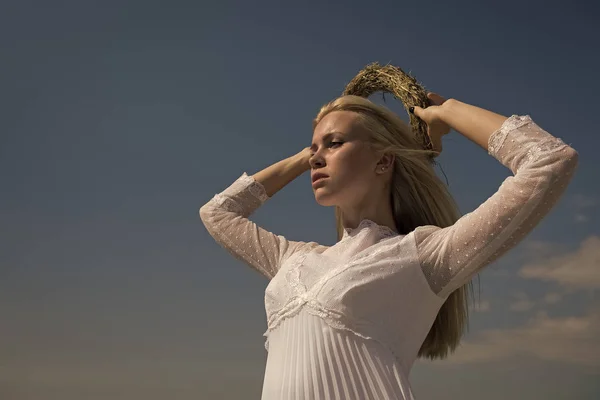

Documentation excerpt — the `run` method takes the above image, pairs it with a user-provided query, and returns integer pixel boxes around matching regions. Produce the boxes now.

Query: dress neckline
[342,219,398,239]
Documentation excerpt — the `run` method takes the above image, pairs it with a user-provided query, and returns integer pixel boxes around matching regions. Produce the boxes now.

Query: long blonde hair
[313,95,475,360]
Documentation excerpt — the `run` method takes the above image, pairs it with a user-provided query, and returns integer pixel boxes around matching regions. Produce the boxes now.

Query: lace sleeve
[415,115,579,298]
[199,172,322,280]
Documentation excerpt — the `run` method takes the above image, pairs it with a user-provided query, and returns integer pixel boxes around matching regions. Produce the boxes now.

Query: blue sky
[1,0,599,398]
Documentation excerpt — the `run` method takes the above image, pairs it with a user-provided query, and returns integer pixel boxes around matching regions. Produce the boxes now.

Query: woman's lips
[312,177,328,187]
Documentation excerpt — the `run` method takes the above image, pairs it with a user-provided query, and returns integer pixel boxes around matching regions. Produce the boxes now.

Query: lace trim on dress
[287,253,309,295]
[342,219,399,241]
[488,114,532,156]
[240,172,270,202]
[522,137,569,167]
[488,115,570,168]
[263,304,406,369]
[213,193,243,214]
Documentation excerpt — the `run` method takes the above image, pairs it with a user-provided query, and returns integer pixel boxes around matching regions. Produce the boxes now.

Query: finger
[427,92,447,106]
[410,105,425,119]
[426,92,444,105]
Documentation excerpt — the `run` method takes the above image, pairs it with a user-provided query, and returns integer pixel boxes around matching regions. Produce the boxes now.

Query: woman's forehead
[313,111,361,140]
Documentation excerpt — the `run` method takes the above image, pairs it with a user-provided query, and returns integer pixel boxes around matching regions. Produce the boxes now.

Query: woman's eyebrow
[310,131,345,150]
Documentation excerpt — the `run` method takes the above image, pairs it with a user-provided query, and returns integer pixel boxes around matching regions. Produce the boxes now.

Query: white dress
[200,115,578,399]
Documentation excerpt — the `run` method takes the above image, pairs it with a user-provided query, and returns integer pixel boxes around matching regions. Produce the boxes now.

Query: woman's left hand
[411,92,451,155]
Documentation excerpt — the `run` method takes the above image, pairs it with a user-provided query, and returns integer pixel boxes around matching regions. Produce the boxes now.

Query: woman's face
[310,111,381,208]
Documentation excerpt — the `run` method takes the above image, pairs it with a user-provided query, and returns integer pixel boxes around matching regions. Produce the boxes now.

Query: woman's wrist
[296,147,312,172]
[438,98,460,125]
[438,98,508,151]
[252,151,310,198]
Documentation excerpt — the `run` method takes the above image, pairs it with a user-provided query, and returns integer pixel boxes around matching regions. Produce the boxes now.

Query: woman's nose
[310,155,324,168]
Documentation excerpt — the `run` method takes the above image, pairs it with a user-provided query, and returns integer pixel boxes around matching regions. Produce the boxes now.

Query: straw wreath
[342,62,434,156]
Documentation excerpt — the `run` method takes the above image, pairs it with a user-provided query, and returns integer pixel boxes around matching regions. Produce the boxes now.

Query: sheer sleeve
[199,172,323,280]
[415,115,579,298]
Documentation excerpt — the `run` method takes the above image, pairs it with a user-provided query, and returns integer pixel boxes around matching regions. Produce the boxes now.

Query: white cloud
[543,292,562,304]
[509,292,535,312]
[470,300,490,312]
[519,239,567,261]
[570,195,596,224]
[522,240,559,254]
[518,236,600,290]
[431,308,600,370]
[488,268,510,277]
[571,194,597,209]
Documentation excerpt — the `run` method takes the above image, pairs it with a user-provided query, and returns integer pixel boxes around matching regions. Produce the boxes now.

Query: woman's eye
[311,142,343,157]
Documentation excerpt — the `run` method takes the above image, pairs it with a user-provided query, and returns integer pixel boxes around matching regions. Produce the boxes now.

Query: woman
[199,72,578,399]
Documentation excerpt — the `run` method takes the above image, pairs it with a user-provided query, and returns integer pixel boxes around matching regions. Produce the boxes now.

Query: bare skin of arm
[413,94,509,152]
[252,150,310,198]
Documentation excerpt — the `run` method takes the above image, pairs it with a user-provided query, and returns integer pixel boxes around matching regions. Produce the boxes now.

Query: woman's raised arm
[200,150,323,280]
[412,99,578,298]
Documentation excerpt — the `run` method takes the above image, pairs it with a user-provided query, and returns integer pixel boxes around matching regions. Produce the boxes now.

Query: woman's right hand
[297,147,313,170]
[411,92,452,154]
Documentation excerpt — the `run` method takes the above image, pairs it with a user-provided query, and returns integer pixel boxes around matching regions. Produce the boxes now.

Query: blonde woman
[199,65,578,399]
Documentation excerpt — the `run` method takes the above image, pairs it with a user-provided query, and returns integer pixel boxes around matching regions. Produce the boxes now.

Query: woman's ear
[377,153,395,172]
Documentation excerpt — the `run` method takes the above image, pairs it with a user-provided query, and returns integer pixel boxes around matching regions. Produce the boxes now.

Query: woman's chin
[313,190,336,206]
